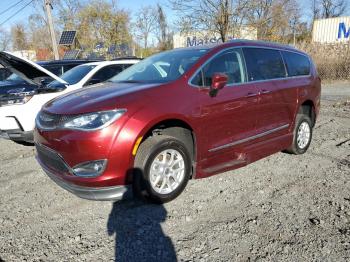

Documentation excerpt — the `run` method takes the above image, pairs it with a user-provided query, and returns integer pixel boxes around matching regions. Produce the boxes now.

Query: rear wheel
[286,114,313,154]
[133,135,191,204]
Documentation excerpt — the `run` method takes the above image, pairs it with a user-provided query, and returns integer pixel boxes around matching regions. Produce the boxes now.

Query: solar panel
[107,44,116,54]
[63,50,80,60]
[59,31,77,45]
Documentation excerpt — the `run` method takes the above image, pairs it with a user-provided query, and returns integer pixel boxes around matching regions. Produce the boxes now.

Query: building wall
[173,27,257,48]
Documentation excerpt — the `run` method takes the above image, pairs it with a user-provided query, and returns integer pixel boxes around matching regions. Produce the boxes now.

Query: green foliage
[77,0,131,54]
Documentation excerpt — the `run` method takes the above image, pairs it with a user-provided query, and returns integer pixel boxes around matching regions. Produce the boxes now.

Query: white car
[0,52,140,143]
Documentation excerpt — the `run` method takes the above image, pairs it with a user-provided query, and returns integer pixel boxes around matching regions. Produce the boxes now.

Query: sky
[0,0,175,29]
[0,0,349,30]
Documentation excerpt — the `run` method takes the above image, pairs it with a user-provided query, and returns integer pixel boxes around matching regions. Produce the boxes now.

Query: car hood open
[0,51,68,86]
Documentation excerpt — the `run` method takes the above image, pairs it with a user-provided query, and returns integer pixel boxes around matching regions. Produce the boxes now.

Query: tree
[0,28,11,51]
[134,6,158,49]
[11,23,28,50]
[321,0,346,18]
[312,0,347,19]
[156,4,172,50]
[56,0,83,30]
[77,0,131,56]
[27,14,52,50]
[245,0,301,42]
[169,0,250,42]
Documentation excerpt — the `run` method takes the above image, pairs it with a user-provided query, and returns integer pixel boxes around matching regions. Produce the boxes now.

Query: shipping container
[312,17,350,44]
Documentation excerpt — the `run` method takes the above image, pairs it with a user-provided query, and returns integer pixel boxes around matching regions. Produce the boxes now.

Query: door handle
[246,92,258,97]
[261,89,271,94]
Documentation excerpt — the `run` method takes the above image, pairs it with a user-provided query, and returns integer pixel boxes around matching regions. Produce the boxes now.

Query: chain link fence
[297,42,350,81]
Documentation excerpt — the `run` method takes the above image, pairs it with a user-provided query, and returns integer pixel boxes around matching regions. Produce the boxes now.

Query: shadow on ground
[107,198,177,262]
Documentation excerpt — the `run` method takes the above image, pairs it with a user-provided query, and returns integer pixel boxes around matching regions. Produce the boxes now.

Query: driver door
[191,48,259,174]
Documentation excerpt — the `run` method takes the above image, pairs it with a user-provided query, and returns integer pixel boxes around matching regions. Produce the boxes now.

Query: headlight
[61,109,126,131]
[0,96,33,107]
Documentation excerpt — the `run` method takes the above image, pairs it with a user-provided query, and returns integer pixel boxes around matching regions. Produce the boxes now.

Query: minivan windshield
[110,48,209,84]
[49,64,96,87]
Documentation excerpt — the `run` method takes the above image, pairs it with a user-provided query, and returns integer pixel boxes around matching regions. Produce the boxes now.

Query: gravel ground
[0,83,349,262]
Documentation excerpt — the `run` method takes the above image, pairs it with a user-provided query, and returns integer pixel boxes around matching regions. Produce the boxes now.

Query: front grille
[36,143,71,174]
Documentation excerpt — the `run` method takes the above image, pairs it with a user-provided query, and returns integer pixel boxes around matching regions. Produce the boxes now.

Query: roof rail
[227,39,297,49]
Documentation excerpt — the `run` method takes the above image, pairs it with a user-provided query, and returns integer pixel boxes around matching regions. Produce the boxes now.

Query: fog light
[72,160,107,177]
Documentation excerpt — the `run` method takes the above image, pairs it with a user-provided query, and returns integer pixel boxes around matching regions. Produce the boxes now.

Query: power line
[0,0,34,27]
[0,0,25,16]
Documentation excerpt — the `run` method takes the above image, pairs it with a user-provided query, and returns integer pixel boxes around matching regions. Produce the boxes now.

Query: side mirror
[209,73,228,97]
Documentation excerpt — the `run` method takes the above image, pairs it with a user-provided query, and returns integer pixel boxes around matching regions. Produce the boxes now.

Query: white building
[173,27,257,48]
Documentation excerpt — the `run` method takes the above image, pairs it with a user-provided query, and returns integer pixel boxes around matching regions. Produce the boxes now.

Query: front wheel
[286,114,313,155]
[133,135,192,204]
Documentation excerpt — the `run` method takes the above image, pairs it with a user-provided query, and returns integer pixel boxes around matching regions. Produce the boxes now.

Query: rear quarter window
[282,51,311,77]
[243,48,286,81]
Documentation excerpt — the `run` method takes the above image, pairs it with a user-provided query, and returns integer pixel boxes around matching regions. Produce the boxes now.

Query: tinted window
[282,51,310,77]
[191,49,246,87]
[243,48,286,81]
[48,65,96,86]
[88,65,124,85]
[45,65,63,76]
[123,64,133,70]
[110,49,209,83]
[63,64,80,73]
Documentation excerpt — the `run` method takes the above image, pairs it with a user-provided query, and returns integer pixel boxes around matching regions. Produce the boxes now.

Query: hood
[0,51,67,86]
[43,82,159,115]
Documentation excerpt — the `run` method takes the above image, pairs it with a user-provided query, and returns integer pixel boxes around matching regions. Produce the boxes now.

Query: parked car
[34,40,321,203]
[0,59,99,94]
[0,51,140,143]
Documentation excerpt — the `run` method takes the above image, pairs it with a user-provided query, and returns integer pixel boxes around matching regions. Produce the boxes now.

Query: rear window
[243,48,286,81]
[282,51,310,77]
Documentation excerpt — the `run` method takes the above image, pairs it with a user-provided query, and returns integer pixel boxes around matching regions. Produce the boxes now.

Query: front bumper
[37,156,132,201]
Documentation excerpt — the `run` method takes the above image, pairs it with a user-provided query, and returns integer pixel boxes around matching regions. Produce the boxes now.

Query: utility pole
[45,0,59,60]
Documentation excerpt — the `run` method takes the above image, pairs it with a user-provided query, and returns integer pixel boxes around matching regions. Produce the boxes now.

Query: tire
[133,135,192,204]
[286,113,313,155]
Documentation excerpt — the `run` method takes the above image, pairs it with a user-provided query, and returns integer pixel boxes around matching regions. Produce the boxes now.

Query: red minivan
[34,40,321,203]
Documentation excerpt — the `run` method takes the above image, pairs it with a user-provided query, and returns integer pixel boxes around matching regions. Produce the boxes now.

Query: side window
[87,65,124,85]
[243,48,286,81]
[282,51,310,77]
[191,49,246,87]
[45,65,63,76]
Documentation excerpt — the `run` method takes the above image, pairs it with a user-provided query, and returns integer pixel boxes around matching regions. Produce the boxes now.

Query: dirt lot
[0,83,349,262]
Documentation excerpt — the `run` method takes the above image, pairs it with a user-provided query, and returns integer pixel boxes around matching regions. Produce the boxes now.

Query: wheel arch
[134,117,197,177]
[299,100,316,126]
